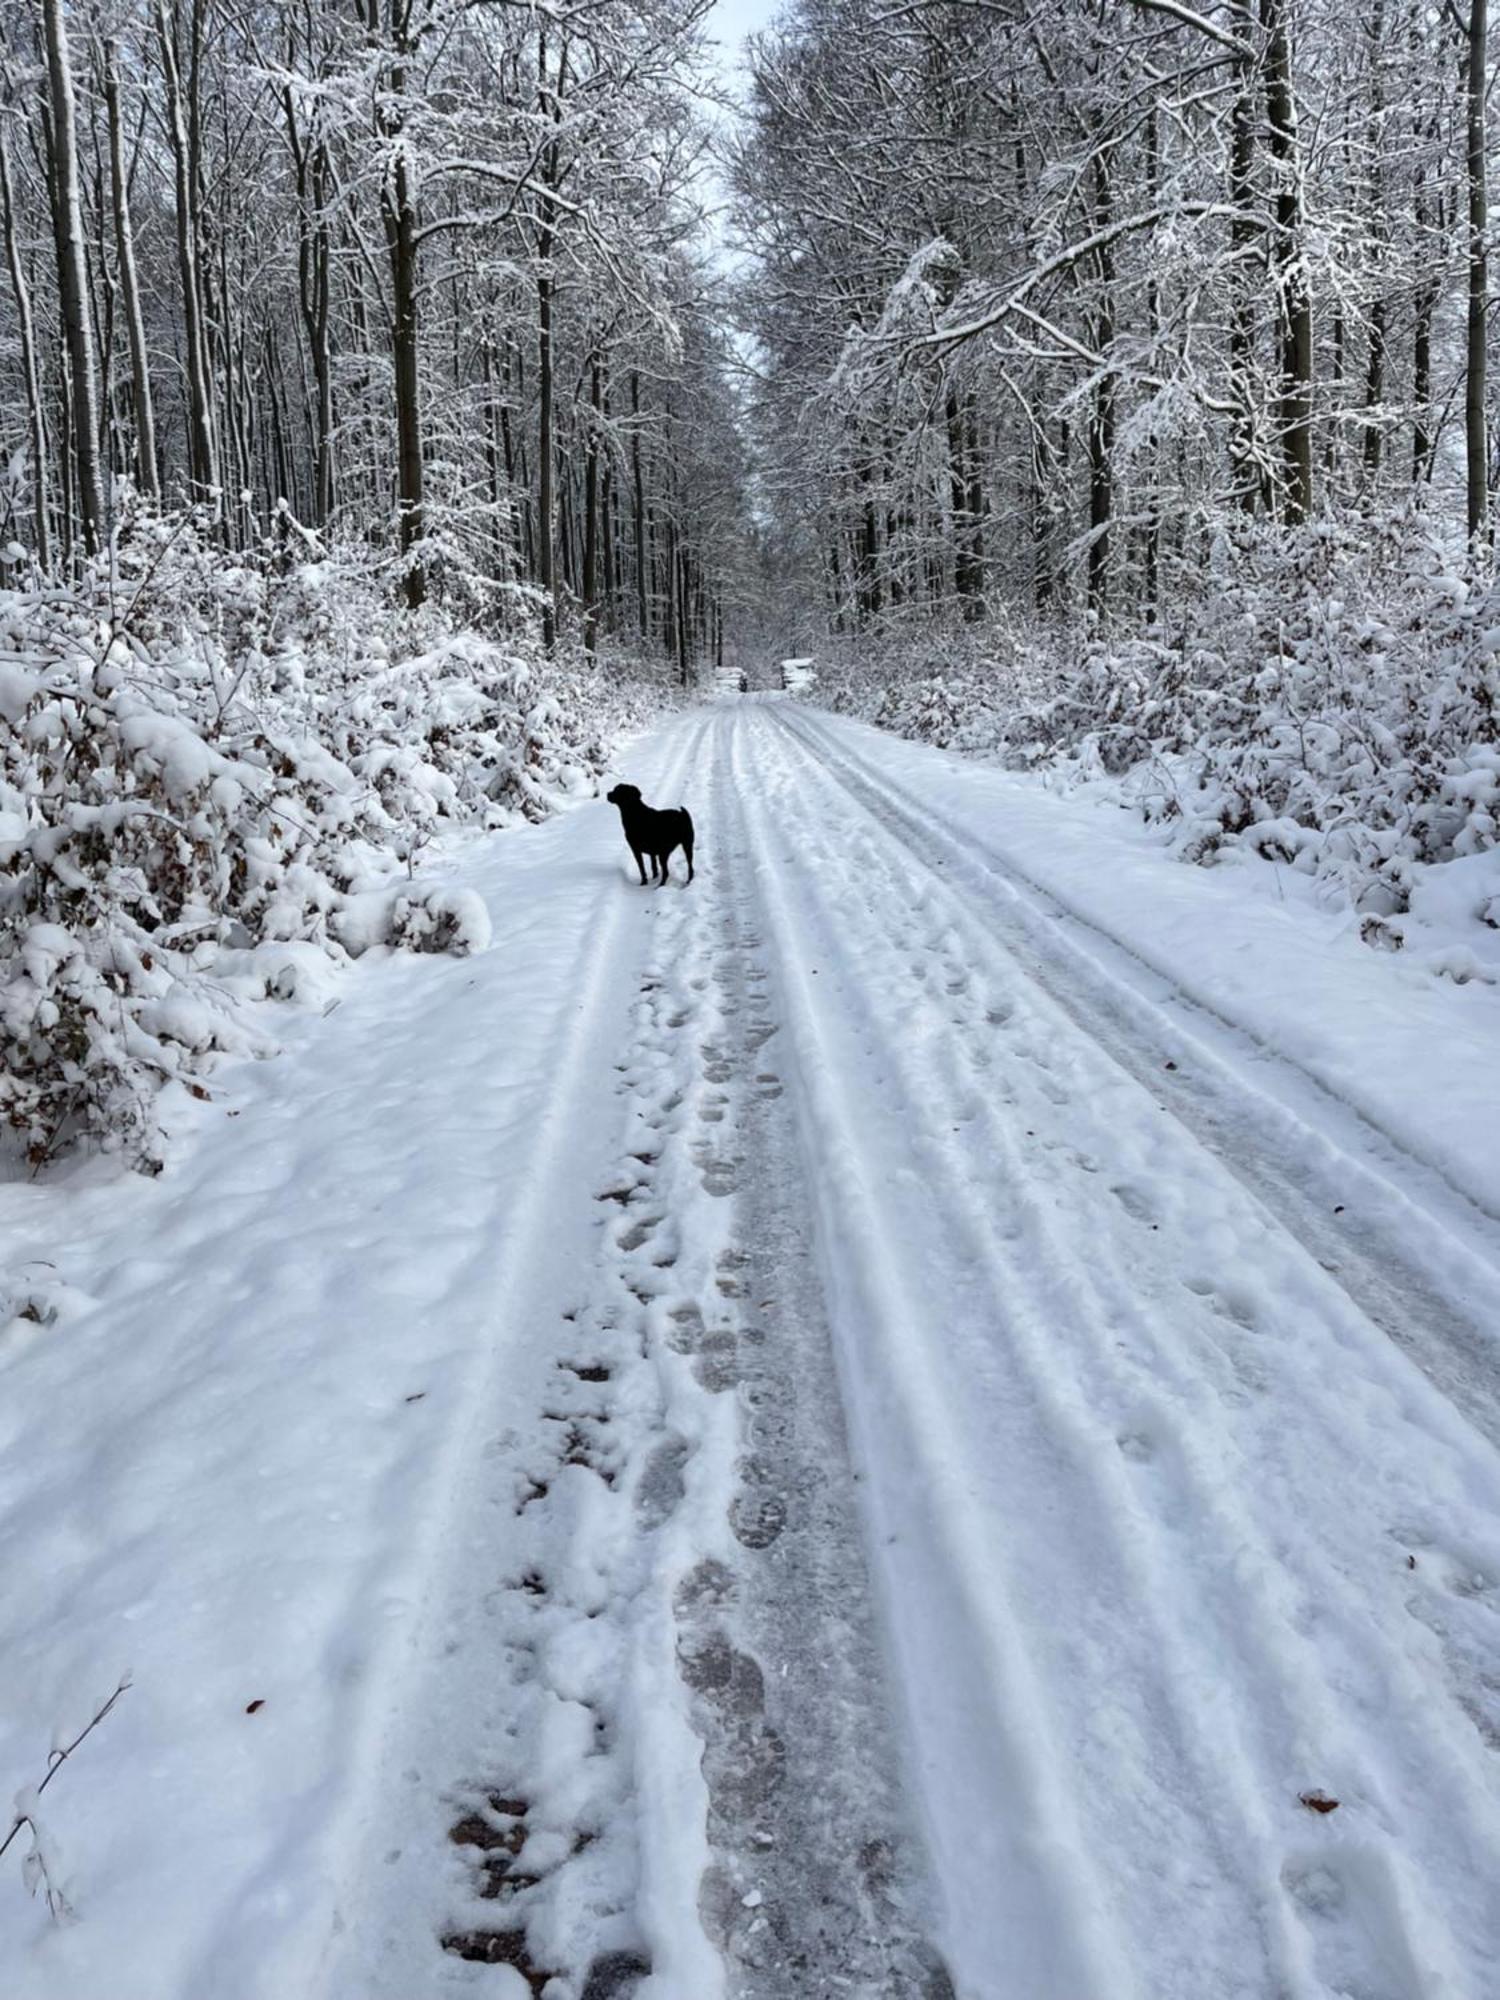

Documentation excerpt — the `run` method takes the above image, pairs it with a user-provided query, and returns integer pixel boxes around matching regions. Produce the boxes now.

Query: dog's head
[606,783,641,808]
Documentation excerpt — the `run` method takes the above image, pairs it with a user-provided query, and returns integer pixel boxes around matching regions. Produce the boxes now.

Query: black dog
[606,783,695,886]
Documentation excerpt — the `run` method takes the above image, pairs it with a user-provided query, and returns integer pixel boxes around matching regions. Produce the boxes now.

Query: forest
[2,0,1499,1163]
[5,10,1500,1995]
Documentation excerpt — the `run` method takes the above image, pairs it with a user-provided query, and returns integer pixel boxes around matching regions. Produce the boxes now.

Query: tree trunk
[534,28,564,646]
[1263,0,1313,522]
[582,353,601,654]
[1087,149,1115,617]
[1030,420,1053,612]
[631,371,649,640]
[102,39,158,501]
[1228,0,1259,510]
[382,16,424,609]
[536,298,559,635]
[154,0,217,505]
[1361,0,1386,491]
[675,538,691,686]
[1468,0,1489,540]
[284,79,335,526]
[662,510,677,657]
[43,0,104,554]
[1413,165,1441,484]
[1141,103,1161,618]
[946,389,983,616]
[601,378,618,631]
[0,127,52,567]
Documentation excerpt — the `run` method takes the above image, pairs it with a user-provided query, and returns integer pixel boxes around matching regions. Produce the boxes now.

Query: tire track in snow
[732,714,1279,1999]
[778,702,1500,1447]
[732,703,1500,2000]
[772,707,1500,1858]
[667,713,956,1999]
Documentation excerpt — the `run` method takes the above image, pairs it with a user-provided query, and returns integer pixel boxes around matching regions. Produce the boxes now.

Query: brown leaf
[1299,1790,1339,1814]
[245,1699,265,1715]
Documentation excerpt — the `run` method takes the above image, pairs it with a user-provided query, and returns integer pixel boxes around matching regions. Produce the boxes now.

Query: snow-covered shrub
[0,508,671,1171]
[813,513,1500,929]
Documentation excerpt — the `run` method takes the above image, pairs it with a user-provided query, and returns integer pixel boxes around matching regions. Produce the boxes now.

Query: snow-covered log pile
[0,514,670,1171]
[815,518,1500,938]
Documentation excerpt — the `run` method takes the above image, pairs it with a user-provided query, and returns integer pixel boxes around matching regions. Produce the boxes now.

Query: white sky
[704,0,783,96]
[698,0,783,270]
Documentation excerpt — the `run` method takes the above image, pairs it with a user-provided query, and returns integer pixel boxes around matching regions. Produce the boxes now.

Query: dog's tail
[681,807,695,884]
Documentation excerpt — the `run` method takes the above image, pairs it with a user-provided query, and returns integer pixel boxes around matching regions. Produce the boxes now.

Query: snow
[0,717,717,1998]
[813,516,1500,964]
[797,707,1500,1222]
[0,530,675,1171]
[4,697,1500,1998]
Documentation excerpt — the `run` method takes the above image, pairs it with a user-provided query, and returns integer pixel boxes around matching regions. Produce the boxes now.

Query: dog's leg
[632,846,648,885]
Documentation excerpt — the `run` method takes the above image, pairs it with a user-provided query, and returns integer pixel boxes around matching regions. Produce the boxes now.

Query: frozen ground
[3,698,1500,1999]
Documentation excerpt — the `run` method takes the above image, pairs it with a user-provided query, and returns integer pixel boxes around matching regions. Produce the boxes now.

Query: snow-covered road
[5,698,1500,2000]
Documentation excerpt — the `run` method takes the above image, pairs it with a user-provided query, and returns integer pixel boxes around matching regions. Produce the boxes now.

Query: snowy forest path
[327,696,1500,2000]
[11,700,1500,2000]
[322,700,957,2000]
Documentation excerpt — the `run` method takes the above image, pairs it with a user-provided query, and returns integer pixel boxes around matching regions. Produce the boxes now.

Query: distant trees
[0,0,749,675]
[731,0,1499,632]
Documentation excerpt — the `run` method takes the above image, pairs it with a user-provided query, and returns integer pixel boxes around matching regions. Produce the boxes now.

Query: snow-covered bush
[0,509,670,1171]
[814,513,1500,928]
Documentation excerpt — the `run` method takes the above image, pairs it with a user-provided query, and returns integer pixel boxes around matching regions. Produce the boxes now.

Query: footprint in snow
[694,1329,739,1393]
[636,1437,690,1530]
[616,1214,660,1254]
[1110,1183,1158,1226]
[678,1630,766,1714]
[667,1302,704,1353]
[1282,1859,1345,1917]
[730,1490,788,1550]
[581,1951,653,2000]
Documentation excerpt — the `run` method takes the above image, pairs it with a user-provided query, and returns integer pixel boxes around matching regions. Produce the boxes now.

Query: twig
[0,1675,132,1863]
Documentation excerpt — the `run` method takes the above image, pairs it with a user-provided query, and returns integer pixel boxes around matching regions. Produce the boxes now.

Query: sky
[705,0,782,96]
[699,0,783,271]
